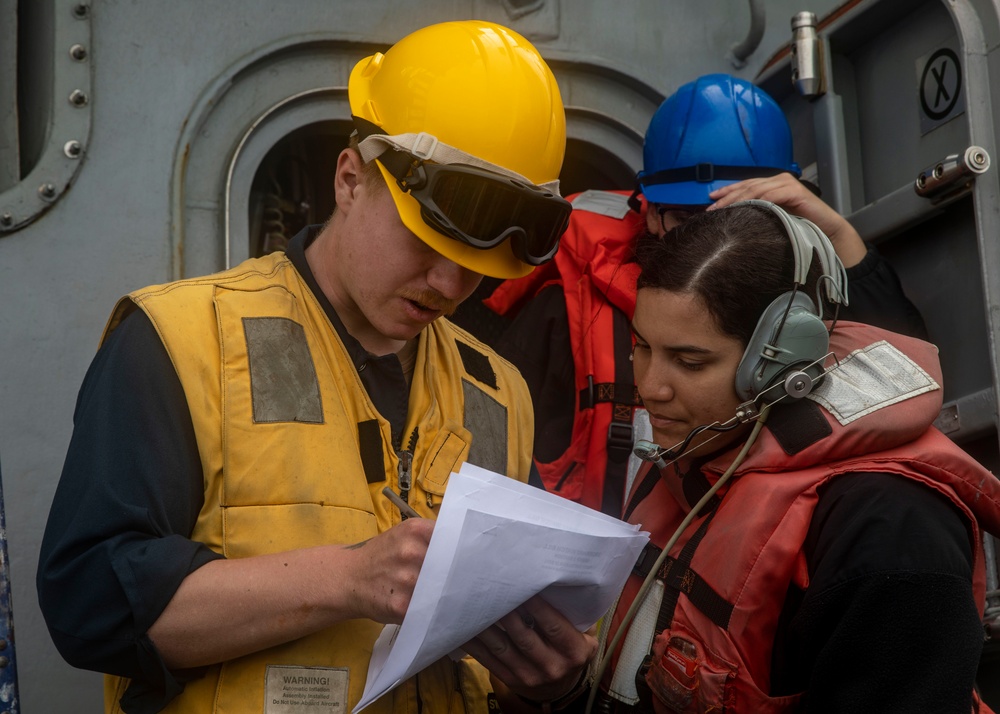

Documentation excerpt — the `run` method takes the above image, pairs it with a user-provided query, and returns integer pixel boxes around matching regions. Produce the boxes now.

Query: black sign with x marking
[920,47,962,121]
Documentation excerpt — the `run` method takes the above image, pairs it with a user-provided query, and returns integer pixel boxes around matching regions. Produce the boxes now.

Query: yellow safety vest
[101,251,533,713]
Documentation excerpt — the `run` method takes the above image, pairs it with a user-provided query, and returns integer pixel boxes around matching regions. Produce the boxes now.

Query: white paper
[353,463,650,712]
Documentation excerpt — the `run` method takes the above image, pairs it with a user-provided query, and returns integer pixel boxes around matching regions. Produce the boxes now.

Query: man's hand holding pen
[383,486,421,520]
[341,510,433,625]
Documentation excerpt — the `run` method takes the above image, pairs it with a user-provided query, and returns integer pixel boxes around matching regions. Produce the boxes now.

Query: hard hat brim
[640,179,736,207]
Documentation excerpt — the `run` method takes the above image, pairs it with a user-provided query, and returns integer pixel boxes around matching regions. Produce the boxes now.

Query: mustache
[400,289,460,316]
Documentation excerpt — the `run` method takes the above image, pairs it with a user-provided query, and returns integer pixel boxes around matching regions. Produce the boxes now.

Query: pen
[382,486,421,520]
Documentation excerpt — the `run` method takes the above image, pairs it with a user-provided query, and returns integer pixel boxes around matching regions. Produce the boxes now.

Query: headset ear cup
[734,291,830,402]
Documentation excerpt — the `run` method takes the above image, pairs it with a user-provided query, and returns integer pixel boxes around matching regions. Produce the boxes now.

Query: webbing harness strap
[603,307,640,514]
[578,380,643,410]
[626,511,720,714]
[656,552,734,631]
[654,509,730,631]
[569,305,642,513]
[629,507,734,631]
[579,379,642,462]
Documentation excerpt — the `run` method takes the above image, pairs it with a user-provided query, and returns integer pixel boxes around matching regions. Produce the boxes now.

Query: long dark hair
[635,203,824,347]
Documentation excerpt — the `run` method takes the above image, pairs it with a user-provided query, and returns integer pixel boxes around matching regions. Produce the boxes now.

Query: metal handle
[791,11,824,98]
[914,146,991,200]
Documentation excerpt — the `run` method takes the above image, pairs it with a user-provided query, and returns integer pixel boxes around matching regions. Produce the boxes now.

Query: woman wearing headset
[587,202,1000,713]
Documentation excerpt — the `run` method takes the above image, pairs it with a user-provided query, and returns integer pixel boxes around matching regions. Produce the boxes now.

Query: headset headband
[740,199,850,309]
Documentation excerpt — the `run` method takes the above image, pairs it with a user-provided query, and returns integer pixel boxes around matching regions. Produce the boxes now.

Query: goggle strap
[373,147,418,186]
[352,116,562,195]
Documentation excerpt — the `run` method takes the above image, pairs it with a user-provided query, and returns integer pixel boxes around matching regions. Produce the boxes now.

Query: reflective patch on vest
[463,379,508,475]
[244,317,323,424]
[571,189,632,219]
[609,579,663,705]
[264,665,348,713]
[808,340,940,425]
[456,341,498,390]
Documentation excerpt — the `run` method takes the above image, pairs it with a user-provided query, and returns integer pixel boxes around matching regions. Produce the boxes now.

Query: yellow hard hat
[348,20,567,278]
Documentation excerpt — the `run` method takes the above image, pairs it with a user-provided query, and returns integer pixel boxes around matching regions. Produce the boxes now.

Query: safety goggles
[382,151,572,266]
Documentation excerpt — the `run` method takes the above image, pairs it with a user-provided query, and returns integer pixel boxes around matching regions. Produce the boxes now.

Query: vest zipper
[397,428,419,504]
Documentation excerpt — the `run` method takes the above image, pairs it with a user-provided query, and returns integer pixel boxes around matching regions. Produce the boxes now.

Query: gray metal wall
[3,0,998,711]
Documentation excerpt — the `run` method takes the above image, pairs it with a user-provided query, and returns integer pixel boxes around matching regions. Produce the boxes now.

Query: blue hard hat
[637,74,801,207]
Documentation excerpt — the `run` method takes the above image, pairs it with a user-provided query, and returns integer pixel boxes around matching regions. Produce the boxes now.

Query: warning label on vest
[265,665,349,713]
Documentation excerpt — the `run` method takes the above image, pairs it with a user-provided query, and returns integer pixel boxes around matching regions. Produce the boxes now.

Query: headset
[733,199,849,403]
[586,201,851,713]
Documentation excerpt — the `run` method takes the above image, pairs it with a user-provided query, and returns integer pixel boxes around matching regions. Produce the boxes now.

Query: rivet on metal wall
[69,89,89,107]
[0,214,13,228]
[39,184,57,201]
[72,4,89,19]
[70,44,88,61]
[64,140,83,159]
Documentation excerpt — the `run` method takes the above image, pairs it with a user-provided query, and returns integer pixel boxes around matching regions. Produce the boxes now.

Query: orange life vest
[603,322,1000,713]
[486,190,644,512]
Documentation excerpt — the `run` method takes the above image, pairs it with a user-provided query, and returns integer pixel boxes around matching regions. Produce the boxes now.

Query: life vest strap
[630,510,735,632]
[579,379,643,409]
[578,376,643,467]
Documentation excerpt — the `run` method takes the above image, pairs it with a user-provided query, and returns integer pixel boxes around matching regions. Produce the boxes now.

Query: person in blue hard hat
[633,71,805,205]
[632,74,872,269]
[486,72,928,518]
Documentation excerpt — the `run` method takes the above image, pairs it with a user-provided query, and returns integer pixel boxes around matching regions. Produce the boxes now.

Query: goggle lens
[398,158,571,265]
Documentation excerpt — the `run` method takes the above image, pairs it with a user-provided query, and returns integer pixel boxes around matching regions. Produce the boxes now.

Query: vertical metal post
[806,17,871,220]
[0,0,19,193]
[944,0,1000,615]
[0,461,18,714]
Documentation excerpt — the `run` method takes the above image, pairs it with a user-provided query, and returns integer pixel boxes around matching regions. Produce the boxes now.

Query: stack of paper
[354,462,650,712]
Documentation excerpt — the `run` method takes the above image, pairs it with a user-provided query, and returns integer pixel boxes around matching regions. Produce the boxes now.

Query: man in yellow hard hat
[37,21,593,714]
